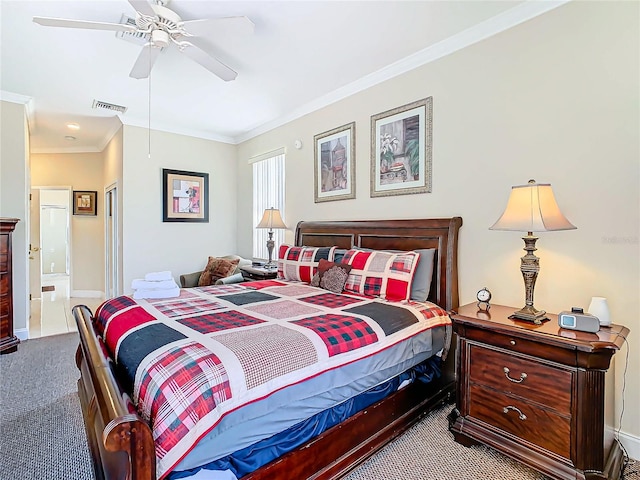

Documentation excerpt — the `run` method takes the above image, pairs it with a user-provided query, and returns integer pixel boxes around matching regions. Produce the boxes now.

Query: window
[252,149,285,261]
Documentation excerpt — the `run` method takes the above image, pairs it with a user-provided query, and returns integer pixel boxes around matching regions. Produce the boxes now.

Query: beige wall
[31,152,105,294]
[120,125,238,290]
[237,1,639,443]
[0,100,30,338]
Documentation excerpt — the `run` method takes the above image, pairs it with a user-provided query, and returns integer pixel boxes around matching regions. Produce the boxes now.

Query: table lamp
[256,207,287,268]
[490,179,576,324]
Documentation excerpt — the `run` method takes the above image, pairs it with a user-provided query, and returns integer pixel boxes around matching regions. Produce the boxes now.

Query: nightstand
[449,303,629,480]
[240,265,278,281]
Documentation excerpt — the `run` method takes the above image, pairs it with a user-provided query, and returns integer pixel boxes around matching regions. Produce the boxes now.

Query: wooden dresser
[1,218,20,354]
[449,303,629,480]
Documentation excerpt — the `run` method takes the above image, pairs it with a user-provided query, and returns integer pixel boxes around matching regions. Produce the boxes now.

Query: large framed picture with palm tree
[370,97,432,197]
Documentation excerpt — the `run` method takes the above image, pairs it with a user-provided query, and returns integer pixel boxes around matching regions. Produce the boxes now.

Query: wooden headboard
[295,217,463,311]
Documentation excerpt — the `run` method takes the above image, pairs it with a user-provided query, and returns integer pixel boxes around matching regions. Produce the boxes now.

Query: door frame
[29,188,42,301]
[104,183,119,298]
[32,185,72,285]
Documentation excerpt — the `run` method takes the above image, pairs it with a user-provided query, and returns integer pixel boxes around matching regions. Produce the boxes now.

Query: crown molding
[96,117,124,152]
[30,146,102,154]
[1,90,36,136]
[233,0,570,144]
[0,90,31,104]
[119,115,236,145]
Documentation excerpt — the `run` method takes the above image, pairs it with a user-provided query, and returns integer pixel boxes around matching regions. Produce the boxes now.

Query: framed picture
[73,191,97,216]
[162,169,209,223]
[370,97,433,197]
[314,122,356,202]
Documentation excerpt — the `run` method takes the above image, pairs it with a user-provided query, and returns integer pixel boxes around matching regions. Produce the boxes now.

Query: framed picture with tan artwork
[162,169,209,222]
[73,190,97,216]
[314,122,356,203]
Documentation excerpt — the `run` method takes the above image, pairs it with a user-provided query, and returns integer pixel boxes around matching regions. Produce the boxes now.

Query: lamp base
[509,305,549,325]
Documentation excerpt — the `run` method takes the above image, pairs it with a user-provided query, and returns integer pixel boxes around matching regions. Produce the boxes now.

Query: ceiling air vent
[116,14,150,45]
[92,99,128,114]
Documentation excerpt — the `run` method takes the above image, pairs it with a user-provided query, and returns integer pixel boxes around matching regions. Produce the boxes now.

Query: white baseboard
[71,290,104,299]
[619,429,640,461]
[14,328,29,341]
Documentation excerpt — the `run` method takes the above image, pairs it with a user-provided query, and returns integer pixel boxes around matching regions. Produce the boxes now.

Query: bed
[73,217,462,480]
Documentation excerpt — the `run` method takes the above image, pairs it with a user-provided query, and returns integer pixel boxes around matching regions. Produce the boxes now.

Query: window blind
[253,153,286,260]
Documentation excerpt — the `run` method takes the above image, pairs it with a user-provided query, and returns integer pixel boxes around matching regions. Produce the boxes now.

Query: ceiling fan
[33,0,253,81]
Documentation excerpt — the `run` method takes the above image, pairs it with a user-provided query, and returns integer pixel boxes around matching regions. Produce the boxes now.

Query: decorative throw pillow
[197,257,240,286]
[350,247,436,302]
[341,248,419,301]
[277,245,336,283]
[310,259,353,293]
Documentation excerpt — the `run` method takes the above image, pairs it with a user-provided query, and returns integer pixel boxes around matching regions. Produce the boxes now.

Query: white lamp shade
[490,180,576,232]
[256,208,287,230]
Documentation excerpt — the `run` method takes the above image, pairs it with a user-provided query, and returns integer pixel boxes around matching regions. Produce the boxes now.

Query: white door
[41,206,69,274]
[39,189,70,276]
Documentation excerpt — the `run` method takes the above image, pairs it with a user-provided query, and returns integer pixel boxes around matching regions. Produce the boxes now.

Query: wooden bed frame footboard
[75,304,156,480]
[73,217,462,480]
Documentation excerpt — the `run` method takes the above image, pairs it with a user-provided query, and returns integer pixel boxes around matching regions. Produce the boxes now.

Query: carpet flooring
[1,333,637,480]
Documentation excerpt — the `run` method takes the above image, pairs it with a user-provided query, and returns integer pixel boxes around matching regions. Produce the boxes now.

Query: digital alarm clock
[558,307,600,333]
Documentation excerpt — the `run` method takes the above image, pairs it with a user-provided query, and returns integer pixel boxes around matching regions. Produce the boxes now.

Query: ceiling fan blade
[182,16,255,38]
[128,0,156,18]
[33,16,137,32]
[180,43,238,81]
[129,44,161,79]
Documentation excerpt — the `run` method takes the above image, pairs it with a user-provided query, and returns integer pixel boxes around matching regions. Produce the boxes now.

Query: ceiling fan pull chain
[148,56,152,159]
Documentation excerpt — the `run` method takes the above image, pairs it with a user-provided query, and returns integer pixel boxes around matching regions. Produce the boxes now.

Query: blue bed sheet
[170,356,442,479]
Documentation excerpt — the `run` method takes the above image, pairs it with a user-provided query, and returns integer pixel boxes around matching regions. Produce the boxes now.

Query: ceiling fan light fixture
[152,29,170,48]
[66,122,80,130]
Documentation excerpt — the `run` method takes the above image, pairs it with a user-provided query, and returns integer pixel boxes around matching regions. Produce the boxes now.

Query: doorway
[29,187,72,338]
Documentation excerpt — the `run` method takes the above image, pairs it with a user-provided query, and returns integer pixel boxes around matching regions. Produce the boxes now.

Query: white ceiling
[1,0,565,153]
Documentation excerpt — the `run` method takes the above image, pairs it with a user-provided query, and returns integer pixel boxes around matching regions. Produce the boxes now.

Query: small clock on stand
[477,287,492,311]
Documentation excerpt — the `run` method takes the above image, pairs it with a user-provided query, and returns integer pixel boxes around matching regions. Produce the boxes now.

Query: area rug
[1,333,637,480]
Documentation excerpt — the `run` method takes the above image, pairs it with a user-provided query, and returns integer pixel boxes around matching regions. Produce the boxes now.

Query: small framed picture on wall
[73,190,97,216]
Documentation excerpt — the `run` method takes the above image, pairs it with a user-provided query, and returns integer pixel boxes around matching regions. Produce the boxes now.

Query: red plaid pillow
[341,248,419,301]
[277,245,337,283]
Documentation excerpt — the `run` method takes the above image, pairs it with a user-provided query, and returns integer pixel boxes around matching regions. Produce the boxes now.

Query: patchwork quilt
[94,280,450,479]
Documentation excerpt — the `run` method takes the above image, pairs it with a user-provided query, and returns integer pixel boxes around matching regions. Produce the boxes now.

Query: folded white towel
[144,271,173,282]
[133,286,180,300]
[131,279,178,290]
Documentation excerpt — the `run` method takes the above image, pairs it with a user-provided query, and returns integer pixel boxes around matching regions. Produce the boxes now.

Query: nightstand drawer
[469,384,571,459]
[469,345,572,415]
[464,327,577,366]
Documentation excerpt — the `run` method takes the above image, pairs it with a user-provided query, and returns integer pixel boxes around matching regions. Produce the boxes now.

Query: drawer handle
[503,367,527,383]
[503,405,527,421]
[510,340,516,345]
